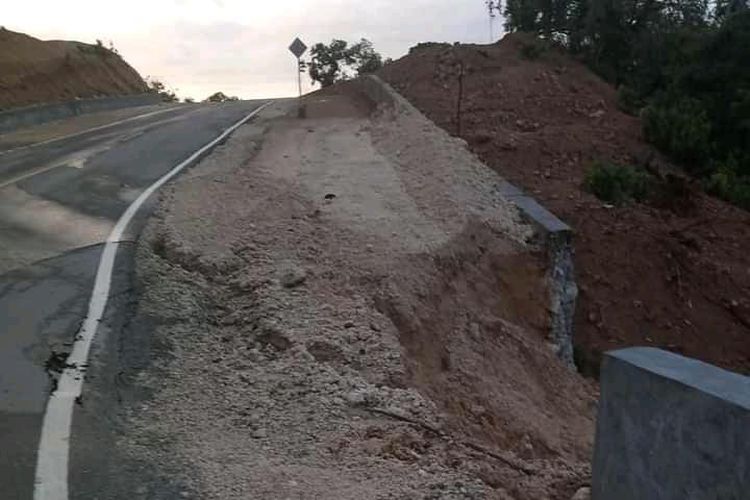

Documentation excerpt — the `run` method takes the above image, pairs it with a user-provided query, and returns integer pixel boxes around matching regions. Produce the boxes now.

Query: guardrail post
[592,347,750,500]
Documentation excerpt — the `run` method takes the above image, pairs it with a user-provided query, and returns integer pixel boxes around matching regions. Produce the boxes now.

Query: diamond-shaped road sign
[289,38,307,59]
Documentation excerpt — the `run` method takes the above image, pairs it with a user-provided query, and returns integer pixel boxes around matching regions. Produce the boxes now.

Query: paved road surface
[0,100,267,499]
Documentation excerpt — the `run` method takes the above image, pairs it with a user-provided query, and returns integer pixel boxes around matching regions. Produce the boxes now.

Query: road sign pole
[289,37,308,100]
[297,56,302,98]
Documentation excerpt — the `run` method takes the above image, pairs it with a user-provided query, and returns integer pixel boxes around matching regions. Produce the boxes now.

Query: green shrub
[705,160,750,210]
[584,161,655,205]
[616,85,645,115]
[642,97,712,172]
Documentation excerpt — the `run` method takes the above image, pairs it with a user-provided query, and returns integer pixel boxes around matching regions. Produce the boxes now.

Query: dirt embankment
[123,90,595,499]
[379,33,750,376]
[0,28,147,110]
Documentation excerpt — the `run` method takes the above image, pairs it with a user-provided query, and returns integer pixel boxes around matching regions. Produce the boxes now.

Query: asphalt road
[0,100,268,499]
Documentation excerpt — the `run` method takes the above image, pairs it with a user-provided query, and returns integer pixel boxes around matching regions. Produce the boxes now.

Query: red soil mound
[0,28,147,110]
[379,33,750,376]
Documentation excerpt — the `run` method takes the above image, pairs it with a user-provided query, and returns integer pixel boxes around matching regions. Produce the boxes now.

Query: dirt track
[121,90,594,499]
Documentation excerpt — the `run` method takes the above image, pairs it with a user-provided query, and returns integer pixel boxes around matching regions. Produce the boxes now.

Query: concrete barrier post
[592,347,750,500]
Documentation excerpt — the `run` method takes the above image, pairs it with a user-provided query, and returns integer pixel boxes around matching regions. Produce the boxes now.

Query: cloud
[5,0,500,99]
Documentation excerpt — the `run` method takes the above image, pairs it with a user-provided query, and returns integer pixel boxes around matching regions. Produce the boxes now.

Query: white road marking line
[33,101,271,500]
[0,117,186,190]
[2,105,184,155]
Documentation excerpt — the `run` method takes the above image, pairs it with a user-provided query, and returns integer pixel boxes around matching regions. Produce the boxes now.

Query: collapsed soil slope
[379,33,750,376]
[0,28,147,110]
[123,92,594,499]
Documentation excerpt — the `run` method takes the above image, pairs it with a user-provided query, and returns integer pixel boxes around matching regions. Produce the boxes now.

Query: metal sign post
[289,37,308,98]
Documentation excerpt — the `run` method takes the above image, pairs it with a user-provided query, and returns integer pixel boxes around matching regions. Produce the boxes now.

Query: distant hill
[0,28,148,110]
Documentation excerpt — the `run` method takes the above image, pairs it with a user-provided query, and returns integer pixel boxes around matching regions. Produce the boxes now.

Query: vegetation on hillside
[308,39,387,87]
[503,0,750,209]
[145,77,178,103]
[584,161,655,205]
[205,91,239,103]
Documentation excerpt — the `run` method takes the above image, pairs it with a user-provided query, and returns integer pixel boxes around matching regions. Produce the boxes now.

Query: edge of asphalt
[0,105,188,156]
[32,100,273,500]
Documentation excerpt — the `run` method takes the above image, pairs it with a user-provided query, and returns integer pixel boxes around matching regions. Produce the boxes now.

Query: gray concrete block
[0,94,162,134]
[592,347,750,500]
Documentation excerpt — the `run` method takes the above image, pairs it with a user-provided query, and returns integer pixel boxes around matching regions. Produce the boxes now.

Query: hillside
[379,33,750,376]
[0,28,147,110]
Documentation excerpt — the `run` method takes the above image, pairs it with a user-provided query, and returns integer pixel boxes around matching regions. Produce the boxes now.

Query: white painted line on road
[0,115,191,190]
[2,105,183,156]
[33,101,272,500]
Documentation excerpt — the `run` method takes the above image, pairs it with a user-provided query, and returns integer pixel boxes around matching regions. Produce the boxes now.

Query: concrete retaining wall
[0,94,163,134]
[359,75,576,367]
[592,347,750,500]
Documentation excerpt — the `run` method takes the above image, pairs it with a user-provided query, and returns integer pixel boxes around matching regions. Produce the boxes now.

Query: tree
[145,77,178,103]
[350,39,384,77]
[504,0,541,32]
[501,0,750,210]
[503,0,586,41]
[205,92,240,103]
[309,39,384,88]
[715,0,749,22]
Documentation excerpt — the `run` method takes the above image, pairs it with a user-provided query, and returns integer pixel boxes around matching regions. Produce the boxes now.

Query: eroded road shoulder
[0,99,273,500]
[116,89,595,500]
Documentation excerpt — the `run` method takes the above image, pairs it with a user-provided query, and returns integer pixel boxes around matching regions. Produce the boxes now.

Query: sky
[3,0,505,100]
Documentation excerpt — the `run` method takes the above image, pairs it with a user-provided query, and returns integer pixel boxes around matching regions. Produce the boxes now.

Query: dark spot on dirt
[307,341,345,364]
[257,327,292,351]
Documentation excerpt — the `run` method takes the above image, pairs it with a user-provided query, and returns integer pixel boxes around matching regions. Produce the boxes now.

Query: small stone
[280,266,306,288]
[344,389,367,406]
[256,324,292,351]
[344,321,355,329]
[571,487,591,500]
[470,403,486,417]
[252,428,268,439]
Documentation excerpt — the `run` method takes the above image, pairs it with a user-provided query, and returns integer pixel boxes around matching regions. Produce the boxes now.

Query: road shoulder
[116,93,594,499]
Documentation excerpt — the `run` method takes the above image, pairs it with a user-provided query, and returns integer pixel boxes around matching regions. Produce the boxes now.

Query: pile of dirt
[379,33,750,376]
[0,28,147,110]
[123,94,595,499]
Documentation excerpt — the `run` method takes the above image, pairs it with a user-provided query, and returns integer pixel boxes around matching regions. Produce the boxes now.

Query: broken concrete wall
[592,347,750,500]
[359,75,576,367]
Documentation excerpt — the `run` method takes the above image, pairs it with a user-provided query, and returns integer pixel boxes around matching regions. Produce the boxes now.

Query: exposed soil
[0,28,147,110]
[123,92,595,499]
[379,33,750,376]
